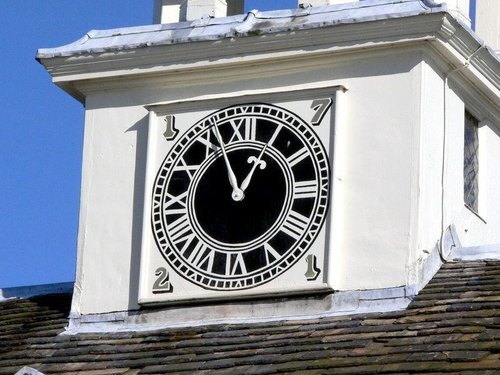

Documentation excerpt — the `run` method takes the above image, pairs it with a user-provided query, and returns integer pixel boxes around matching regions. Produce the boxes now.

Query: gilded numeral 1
[163,115,179,140]
[305,254,321,281]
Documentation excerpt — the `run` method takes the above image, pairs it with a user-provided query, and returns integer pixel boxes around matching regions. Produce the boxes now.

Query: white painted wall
[413,60,445,267]
[329,53,421,291]
[73,49,425,314]
[433,0,471,26]
[68,43,500,317]
[475,0,500,54]
[413,56,500,262]
[442,87,500,247]
[74,102,149,313]
[153,0,244,23]
[298,0,358,6]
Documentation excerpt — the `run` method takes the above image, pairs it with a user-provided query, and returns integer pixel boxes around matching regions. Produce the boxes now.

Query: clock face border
[151,103,330,291]
[139,87,342,305]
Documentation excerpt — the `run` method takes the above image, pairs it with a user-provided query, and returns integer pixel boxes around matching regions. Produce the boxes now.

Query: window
[464,110,479,211]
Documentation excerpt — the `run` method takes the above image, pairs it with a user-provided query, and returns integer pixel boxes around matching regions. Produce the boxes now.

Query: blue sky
[0,0,296,288]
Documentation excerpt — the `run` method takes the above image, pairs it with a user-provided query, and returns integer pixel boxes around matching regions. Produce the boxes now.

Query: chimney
[154,0,244,23]
[298,0,358,7]
[475,0,500,54]
[432,0,471,26]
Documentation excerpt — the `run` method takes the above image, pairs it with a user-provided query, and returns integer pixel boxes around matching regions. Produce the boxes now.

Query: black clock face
[152,103,330,291]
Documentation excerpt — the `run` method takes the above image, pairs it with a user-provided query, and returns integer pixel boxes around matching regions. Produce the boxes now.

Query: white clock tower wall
[75,101,150,314]
[72,49,423,315]
[328,52,421,291]
[34,2,499,325]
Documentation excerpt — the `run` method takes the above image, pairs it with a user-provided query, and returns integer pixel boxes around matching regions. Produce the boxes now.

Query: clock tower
[37,0,500,331]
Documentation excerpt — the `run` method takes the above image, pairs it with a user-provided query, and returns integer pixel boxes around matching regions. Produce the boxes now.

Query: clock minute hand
[240,143,268,192]
[212,122,244,201]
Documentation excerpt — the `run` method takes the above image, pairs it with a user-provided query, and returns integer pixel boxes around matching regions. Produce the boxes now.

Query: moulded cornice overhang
[36,0,499,107]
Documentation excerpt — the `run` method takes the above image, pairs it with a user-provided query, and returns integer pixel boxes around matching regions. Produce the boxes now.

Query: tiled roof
[1,260,499,374]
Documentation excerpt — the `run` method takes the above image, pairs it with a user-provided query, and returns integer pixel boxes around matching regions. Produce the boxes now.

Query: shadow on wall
[126,114,150,311]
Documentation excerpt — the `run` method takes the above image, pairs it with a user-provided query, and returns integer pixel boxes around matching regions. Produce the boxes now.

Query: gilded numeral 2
[152,267,173,293]
[163,115,179,141]
[311,98,333,126]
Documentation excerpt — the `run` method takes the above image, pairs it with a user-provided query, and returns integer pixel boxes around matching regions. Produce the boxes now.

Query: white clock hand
[240,143,268,193]
[212,122,244,201]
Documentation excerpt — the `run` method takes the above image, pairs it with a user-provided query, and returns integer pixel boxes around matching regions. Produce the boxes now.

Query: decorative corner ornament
[139,90,341,304]
[152,267,173,293]
[163,115,178,141]
[310,98,333,126]
[305,254,321,281]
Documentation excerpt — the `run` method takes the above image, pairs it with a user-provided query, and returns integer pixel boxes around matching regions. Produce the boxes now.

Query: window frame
[463,109,480,213]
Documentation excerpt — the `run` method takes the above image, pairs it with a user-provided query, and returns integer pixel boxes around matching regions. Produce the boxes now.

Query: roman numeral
[263,243,281,265]
[173,158,199,180]
[244,117,257,141]
[176,233,196,254]
[195,248,215,271]
[226,253,247,276]
[197,128,219,157]
[294,180,318,199]
[168,214,191,244]
[287,147,309,167]
[281,210,309,240]
[187,242,213,269]
[228,117,258,143]
[228,118,245,142]
[164,190,188,213]
[267,124,283,147]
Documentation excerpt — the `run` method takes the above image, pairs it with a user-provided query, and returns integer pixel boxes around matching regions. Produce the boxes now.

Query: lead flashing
[65,286,412,334]
[450,244,500,261]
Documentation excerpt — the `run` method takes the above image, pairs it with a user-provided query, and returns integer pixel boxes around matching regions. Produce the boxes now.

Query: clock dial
[151,103,330,291]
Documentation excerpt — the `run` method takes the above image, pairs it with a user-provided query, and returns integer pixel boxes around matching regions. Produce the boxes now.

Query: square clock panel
[138,88,341,305]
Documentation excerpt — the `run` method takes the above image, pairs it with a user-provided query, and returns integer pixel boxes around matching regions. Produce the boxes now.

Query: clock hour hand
[240,143,268,193]
[212,122,244,201]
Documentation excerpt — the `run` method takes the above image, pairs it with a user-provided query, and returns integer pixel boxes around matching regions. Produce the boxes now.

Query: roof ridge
[0,282,73,302]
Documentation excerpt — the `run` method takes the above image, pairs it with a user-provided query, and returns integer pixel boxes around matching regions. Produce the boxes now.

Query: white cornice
[38,0,445,59]
[41,14,447,81]
[38,9,499,115]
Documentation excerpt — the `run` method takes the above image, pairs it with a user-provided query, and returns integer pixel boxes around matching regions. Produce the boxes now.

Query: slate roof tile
[0,260,499,374]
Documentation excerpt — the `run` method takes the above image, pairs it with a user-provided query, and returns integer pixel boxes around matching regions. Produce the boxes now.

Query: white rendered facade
[37,1,500,328]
